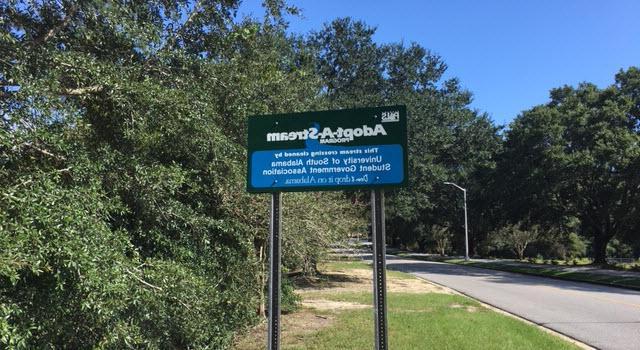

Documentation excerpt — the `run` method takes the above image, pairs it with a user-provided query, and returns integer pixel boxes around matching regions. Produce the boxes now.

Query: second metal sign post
[371,189,388,350]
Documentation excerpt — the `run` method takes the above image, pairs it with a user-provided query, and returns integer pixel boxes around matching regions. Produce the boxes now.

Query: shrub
[280,276,301,314]
[566,233,588,259]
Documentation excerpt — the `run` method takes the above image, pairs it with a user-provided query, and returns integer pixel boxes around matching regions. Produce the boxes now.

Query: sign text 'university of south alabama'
[247,106,407,192]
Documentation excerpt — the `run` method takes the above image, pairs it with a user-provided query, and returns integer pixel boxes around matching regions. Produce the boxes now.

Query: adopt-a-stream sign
[247,106,407,192]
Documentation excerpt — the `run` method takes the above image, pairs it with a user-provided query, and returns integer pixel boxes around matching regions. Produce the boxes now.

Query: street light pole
[444,182,469,261]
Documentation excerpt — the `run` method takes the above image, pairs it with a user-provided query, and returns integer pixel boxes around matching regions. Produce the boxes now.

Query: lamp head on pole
[443,181,465,192]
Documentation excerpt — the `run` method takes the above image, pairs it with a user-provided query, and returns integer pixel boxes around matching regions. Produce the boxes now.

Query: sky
[239,0,640,126]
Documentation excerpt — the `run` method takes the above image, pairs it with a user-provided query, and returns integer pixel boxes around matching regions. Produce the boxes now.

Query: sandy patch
[233,310,335,350]
[297,268,451,295]
[302,299,370,310]
[449,303,479,312]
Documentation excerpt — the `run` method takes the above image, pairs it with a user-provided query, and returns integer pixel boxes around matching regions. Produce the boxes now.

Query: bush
[280,276,301,314]
[0,174,133,348]
[548,242,567,260]
[606,239,634,258]
[566,233,588,259]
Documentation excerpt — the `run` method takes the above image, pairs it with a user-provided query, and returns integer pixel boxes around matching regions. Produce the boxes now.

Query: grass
[454,260,640,290]
[234,260,581,350]
[395,253,640,291]
[302,293,578,350]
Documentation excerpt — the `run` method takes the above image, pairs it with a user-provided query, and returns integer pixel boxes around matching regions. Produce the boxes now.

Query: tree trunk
[584,211,615,265]
[517,248,524,260]
[257,243,266,317]
[592,233,610,264]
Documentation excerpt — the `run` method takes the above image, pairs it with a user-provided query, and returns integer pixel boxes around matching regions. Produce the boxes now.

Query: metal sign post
[371,189,388,350]
[268,192,282,350]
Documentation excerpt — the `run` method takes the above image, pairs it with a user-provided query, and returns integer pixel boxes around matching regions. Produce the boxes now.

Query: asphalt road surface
[385,257,640,350]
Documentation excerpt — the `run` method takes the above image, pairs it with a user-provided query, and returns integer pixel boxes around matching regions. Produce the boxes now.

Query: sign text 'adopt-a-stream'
[247,106,407,192]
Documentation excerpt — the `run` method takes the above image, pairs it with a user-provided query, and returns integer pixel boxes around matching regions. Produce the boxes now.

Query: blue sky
[239,0,639,126]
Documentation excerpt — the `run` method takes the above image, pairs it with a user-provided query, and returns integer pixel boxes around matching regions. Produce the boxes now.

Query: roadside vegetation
[234,261,580,350]
[452,260,640,291]
[1,0,638,348]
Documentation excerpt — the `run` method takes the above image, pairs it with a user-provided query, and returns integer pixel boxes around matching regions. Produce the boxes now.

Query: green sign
[247,106,408,192]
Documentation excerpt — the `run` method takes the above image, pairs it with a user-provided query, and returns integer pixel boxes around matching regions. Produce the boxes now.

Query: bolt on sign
[247,106,407,192]
[247,106,407,350]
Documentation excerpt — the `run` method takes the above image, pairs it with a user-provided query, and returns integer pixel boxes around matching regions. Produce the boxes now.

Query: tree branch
[33,2,79,46]
[61,85,104,96]
[159,0,204,53]
[125,268,163,291]
[21,142,67,161]
[13,168,71,188]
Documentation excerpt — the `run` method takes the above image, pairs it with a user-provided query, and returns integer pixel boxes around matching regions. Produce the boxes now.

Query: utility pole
[444,182,469,261]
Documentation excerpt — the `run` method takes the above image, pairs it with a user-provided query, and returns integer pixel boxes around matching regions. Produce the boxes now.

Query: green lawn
[297,292,578,350]
[451,260,640,291]
[235,260,581,350]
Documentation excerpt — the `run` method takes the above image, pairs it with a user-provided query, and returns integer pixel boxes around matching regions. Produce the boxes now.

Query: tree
[2,0,361,347]
[498,69,640,263]
[309,18,386,108]
[308,18,502,254]
[495,224,540,260]
[431,225,453,256]
[283,192,366,275]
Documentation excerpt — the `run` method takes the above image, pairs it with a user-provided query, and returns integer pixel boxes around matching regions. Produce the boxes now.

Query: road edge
[392,253,640,292]
[455,260,640,292]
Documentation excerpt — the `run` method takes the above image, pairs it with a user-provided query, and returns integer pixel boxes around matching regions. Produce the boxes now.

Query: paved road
[385,257,640,350]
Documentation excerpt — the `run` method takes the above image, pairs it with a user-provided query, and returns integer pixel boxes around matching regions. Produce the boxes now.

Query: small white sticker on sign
[381,111,400,122]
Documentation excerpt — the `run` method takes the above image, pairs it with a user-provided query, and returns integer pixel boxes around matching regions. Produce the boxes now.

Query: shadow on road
[370,255,640,296]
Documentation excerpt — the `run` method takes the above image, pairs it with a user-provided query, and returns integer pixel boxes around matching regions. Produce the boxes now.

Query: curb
[395,253,640,292]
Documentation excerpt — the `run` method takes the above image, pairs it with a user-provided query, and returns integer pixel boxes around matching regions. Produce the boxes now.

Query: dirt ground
[232,309,335,349]
[296,267,451,296]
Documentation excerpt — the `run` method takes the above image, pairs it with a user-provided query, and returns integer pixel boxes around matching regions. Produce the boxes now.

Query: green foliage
[282,192,366,274]
[490,223,540,260]
[280,276,301,314]
[497,68,640,263]
[416,224,452,255]
[0,0,343,347]
[430,225,453,256]
[606,239,634,259]
[309,18,501,254]
[1,0,636,347]
[565,233,588,259]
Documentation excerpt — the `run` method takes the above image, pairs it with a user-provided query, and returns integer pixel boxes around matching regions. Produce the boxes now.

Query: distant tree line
[308,16,640,264]
[1,0,638,348]
[392,68,640,264]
